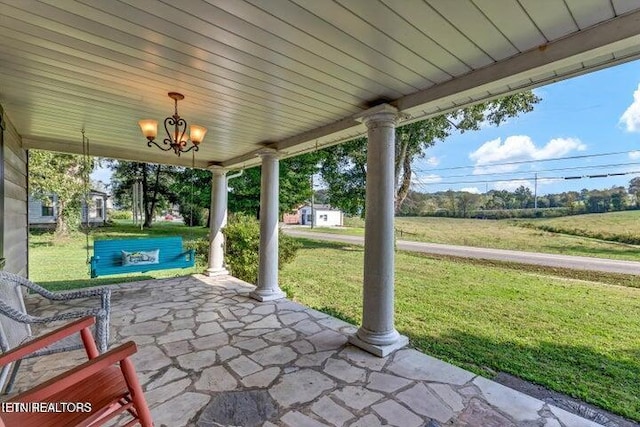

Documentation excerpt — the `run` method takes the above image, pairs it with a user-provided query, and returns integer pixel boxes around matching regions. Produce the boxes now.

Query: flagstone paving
[14,274,605,427]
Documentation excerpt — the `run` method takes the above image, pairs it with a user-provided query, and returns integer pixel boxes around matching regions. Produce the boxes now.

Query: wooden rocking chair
[0,316,153,427]
[0,271,111,394]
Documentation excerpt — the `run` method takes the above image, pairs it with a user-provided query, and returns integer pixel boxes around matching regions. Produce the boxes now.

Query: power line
[415,149,640,173]
[415,161,640,180]
[413,170,640,187]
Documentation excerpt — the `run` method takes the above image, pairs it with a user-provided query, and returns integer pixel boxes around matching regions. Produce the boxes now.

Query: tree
[29,150,91,236]
[228,154,323,217]
[457,192,481,217]
[609,186,627,211]
[171,168,212,226]
[514,185,533,208]
[109,161,177,228]
[586,190,607,213]
[319,91,540,215]
[317,139,367,216]
[629,177,640,208]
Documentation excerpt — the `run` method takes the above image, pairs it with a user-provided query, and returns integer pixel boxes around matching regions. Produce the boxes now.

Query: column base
[348,332,409,357]
[204,267,229,277]
[249,288,286,302]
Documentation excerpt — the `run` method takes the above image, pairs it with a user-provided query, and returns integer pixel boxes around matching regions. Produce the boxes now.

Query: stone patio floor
[13,274,605,427]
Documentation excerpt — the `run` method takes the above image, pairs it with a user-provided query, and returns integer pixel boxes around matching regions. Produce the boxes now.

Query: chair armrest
[41,287,111,302]
[0,300,105,325]
[182,249,195,261]
[10,341,138,403]
[0,271,110,304]
[0,317,96,367]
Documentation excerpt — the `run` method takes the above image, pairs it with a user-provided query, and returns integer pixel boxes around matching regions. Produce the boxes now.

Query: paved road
[283,229,640,275]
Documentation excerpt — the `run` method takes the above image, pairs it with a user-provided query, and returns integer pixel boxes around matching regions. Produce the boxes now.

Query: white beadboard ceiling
[1,0,640,169]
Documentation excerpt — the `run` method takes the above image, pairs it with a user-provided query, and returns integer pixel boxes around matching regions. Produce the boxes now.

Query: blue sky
[413,59,640,195]
[93,59,640,196]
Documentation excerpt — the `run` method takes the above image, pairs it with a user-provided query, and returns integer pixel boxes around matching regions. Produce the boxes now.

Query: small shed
[282,210,301,225]
[299,204,343,227]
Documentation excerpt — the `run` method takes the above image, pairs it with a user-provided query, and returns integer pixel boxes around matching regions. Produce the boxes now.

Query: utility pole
[310,174,315,229]
[534,173,538,210]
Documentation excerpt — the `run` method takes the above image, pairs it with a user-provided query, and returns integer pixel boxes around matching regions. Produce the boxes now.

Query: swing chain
[81,130,91,267]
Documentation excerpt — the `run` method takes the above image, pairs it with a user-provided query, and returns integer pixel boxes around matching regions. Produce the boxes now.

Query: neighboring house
[29,190,109,227]
[298,204,343,227]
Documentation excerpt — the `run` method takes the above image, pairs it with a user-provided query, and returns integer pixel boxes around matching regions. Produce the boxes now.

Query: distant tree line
[396,178,640,219]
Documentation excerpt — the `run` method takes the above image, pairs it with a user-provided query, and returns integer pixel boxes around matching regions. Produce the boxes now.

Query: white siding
[29,193,107,225]
[315,210,342,227]
[3,111,28,276]
[28,194,56,224]
[299,206,343,227]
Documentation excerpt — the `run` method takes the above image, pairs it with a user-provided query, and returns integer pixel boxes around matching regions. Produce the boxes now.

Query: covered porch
[1,1,640,425]
[2,1,640,358]
[15,274,599,427]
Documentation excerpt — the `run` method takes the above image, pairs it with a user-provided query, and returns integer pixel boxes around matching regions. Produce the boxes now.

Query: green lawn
[280,239,640,421]
[310,214,640,261]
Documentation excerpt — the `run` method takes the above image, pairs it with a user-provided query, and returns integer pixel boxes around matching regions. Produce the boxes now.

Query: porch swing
[83,132,195,278]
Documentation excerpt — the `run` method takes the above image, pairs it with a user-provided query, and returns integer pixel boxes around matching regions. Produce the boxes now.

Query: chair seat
[4,366,129,427]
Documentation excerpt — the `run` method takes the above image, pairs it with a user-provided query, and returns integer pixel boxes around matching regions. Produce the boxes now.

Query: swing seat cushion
[90,237,195,278]
[121,249,159,266]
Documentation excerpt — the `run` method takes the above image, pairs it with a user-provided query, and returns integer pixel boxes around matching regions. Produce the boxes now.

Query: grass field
[519,210,640,245]
[311,213,640,261]
[280,239,640,421]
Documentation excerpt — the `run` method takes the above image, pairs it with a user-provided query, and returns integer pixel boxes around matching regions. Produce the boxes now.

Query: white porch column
[205,167,229,276]
[349,104,409,357]
[250,151,286,301]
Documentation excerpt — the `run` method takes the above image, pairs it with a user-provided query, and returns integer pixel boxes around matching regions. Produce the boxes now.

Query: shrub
[109,210,133,220]
[62,200,81,231]
[223,213,302,284]
[180,203,207,227]
[184,237,210,270]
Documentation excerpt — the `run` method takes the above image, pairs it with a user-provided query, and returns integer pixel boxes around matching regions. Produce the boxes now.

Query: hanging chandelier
[138,92,207,156]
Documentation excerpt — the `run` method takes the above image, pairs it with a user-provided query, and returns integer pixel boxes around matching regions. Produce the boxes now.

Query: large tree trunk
[395,154,412,213]
[142,164,163,228]
[54,199,69,237]
[394,138,408,193]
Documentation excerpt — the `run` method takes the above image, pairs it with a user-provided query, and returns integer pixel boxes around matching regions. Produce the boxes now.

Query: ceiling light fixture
[138,92,207,156]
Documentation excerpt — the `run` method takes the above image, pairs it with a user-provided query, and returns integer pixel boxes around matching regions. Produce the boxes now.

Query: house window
[95,198,104,219]
[306,214,312,222]
[41,197,54,217]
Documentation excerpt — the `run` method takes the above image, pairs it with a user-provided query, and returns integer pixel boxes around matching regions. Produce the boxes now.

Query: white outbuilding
[299,204,343,227]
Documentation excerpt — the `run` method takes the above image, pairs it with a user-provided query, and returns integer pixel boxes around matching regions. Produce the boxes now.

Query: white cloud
[425,156,440,167]
[412,174,442,185]
[493,180,533,191]
[460,187,480,194]
[534,137,586,159]
[630,151,640,160]
[469,135,586,174]
[620,84,640,132]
